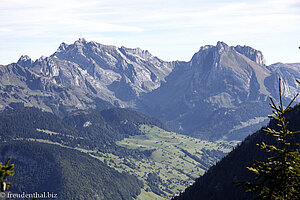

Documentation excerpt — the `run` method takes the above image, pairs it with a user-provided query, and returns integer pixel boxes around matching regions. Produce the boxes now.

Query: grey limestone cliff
[1,39,299,142]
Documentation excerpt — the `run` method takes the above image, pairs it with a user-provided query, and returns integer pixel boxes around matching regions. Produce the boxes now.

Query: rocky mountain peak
[17,55,33,68]
[234,45,266,66]
[72,38,88,54]
[53,39,117,59]
[192,42,267,71]
[216,41,230,53]
[75,38,87,45]
[191,41,234,69]
[183,41,272,107]
[57,42,69,52]
[18,55,31,61]
[37,56,47,62]
[74,38,88,47]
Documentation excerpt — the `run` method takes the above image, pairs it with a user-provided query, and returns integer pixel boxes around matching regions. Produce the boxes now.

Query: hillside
[0,107,231,199]
[0,107,167,157]
[172,104,300,200]
[0,141,141,200]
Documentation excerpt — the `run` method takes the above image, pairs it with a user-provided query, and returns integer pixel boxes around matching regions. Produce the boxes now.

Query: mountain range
[1,38,299,142]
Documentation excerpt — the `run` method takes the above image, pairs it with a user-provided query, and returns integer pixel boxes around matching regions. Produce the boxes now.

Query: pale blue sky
[1,0,300,65]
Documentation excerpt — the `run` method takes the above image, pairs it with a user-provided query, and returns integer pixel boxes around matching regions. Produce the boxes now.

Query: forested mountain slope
[0,107,230,199]
[0,141,141,200]
[173,105,300,200]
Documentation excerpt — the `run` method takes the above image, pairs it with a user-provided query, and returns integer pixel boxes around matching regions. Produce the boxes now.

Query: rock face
[266,63,300,99]
[1,38,174,116]
[50,38,174,102]
[17,55,34,67]
[138,42,299,141]
[0,39,299,141]
[234,45,266,66]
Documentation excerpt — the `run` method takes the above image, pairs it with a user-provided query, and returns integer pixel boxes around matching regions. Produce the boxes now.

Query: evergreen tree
[237,78,300,199]
[0,157,14,192]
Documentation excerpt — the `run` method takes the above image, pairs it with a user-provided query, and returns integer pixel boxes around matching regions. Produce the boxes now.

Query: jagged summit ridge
[53,38,160,63]
[11,39,175,109]
[57,42,68,52]
[18,55,32,62]
[50,39,175,99]
[216,41,230,53]
[17,55,33,67]
[234,44,266,66]
[193,41,266,65]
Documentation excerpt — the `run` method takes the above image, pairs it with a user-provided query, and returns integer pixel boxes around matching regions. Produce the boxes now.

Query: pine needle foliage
[237,78,300,200]
[0,157,14,192]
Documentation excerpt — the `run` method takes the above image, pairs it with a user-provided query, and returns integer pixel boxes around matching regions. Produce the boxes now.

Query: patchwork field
[111,125,233,199]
